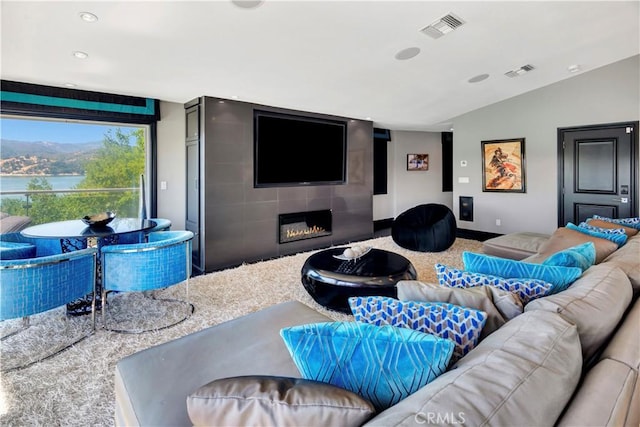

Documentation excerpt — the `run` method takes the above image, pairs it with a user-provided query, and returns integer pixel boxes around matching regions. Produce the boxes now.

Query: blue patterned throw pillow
[435,263,554,303]
[348,296,486,362]
[593,214,640,230]
[462,252,583,292]
[579,221,626,235]
[566,222,627,247]
[280,321,454,411]
[542,242,596,272]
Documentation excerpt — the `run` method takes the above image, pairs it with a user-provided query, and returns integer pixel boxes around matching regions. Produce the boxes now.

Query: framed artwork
[481,138,526,192]
[407,154,429,171]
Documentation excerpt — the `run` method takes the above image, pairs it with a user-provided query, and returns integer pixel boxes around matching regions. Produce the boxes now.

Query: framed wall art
[481,138,526,192]
[407,154,429,171]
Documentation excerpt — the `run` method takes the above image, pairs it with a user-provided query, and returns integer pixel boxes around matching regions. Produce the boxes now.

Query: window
[0,116,149,225]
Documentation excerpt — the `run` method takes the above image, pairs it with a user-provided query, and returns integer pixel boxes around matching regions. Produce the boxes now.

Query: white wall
[373,130,453,220]
[155,101,186,229]
[451,55,640,235]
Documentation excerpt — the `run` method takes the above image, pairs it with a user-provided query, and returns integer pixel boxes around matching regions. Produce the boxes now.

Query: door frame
[557,121,639,227]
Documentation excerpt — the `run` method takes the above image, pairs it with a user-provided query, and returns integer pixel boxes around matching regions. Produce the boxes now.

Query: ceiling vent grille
[420,13,465,39]
[505,64,535,78]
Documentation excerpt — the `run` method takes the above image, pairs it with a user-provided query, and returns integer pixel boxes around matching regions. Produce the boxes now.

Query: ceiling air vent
[505,64,535,78]
[420,13,465,39]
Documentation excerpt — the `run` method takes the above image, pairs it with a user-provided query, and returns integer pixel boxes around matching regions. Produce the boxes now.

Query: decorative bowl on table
[82,211,116,228]
[333,245,372,261]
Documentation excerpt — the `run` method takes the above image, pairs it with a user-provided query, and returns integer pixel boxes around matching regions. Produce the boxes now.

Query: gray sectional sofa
[114,233,640,426]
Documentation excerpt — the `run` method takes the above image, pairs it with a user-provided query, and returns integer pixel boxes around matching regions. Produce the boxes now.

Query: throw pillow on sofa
[280,321,454,411]
[348,296,486,362]
[462,252,583,293]
[566,222,627,247]
[435,263,554,303]
[396,280,523,339]
[542,242,596,272]
[592,214,640,230]
[186,375,376,427]
[524,227,618,265]
[585,218,639,237]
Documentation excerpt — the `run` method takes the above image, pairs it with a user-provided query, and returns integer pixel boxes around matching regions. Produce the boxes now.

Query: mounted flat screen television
[254,110,347,187]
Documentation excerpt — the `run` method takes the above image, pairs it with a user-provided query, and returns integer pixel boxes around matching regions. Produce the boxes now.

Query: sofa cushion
[585,218,638,237]
[396,280,522,339]
[280,321,454,411]
[364,310,582,427]
[524,226,619,265]
[602,235,640,291]
[435,263,553,303]
[348,296,486,362]
[481,232,550,260]
[186,376,376,427]
[566,222,628,247]
[114,301,332,427]
[556,359,639,427]
[525,264,632,361]
[462,252,582,292]
[599,297,640,369]
[541,242,595,271]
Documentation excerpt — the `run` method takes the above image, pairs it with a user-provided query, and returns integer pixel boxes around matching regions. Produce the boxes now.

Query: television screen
[254,110,347,187]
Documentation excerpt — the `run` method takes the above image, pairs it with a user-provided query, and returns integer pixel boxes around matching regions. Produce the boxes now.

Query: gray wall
[373,130,453,220]
[451,55,640,235]
[156,101,186,229]
[199,97,373,271]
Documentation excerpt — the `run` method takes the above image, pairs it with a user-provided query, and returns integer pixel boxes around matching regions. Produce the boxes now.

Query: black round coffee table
[301,247,417,313]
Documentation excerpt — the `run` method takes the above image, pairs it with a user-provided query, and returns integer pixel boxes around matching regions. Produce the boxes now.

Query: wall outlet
[458,176,470,183]
[496,219,501,226]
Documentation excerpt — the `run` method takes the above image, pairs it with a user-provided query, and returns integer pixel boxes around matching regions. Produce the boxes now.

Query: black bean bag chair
[391,204,457,252]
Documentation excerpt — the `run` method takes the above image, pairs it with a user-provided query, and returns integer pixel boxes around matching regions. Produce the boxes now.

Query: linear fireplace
[278,209,332,244]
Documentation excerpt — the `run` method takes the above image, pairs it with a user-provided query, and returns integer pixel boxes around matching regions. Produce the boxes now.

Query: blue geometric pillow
[435,263,554,303]
[280,321,454,411]
[593,214,640,230]
[542,242,595,272]
[462,252,583,292]
[566,222,627,247]
[579,221,626,235]
[348,296,486,362]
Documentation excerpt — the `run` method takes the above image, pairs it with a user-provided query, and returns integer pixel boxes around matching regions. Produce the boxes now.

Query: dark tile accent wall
[199,97,373,271]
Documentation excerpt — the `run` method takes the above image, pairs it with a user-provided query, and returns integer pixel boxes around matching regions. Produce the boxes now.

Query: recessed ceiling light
[231,0,264,9]
[395,47,420,61]
[73,51,89,59]
[64,83,77,88]
[365,117,372,121]
[567,64,581,73]
[468,73,489,83]
[79,12,98,22]
[231,95,239,99]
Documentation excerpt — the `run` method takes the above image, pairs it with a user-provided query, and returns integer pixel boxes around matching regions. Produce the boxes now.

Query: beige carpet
[0,236,482,426]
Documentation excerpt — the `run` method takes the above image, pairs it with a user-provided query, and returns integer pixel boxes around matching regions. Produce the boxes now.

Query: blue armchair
[148,218,172,232]
[100,230,194,333]
[0,247,97,371]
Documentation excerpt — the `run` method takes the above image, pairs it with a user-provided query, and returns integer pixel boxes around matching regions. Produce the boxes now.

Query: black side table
[301,247,417,313]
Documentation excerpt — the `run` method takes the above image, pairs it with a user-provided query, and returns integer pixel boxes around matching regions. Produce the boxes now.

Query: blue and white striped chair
[0,247,97,371]
[100,230,193,333]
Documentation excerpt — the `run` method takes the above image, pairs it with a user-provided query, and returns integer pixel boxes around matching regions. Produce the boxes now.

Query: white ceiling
[1,1,639,131]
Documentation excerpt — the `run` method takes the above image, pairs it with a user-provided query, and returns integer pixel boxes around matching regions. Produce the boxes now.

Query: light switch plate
[458,177,470,183]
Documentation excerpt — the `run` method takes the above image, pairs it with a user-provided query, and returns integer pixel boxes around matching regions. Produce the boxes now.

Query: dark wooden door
[559,122,638,226]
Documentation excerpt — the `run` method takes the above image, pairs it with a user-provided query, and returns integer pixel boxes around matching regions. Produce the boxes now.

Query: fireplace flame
[286,225,325,238]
